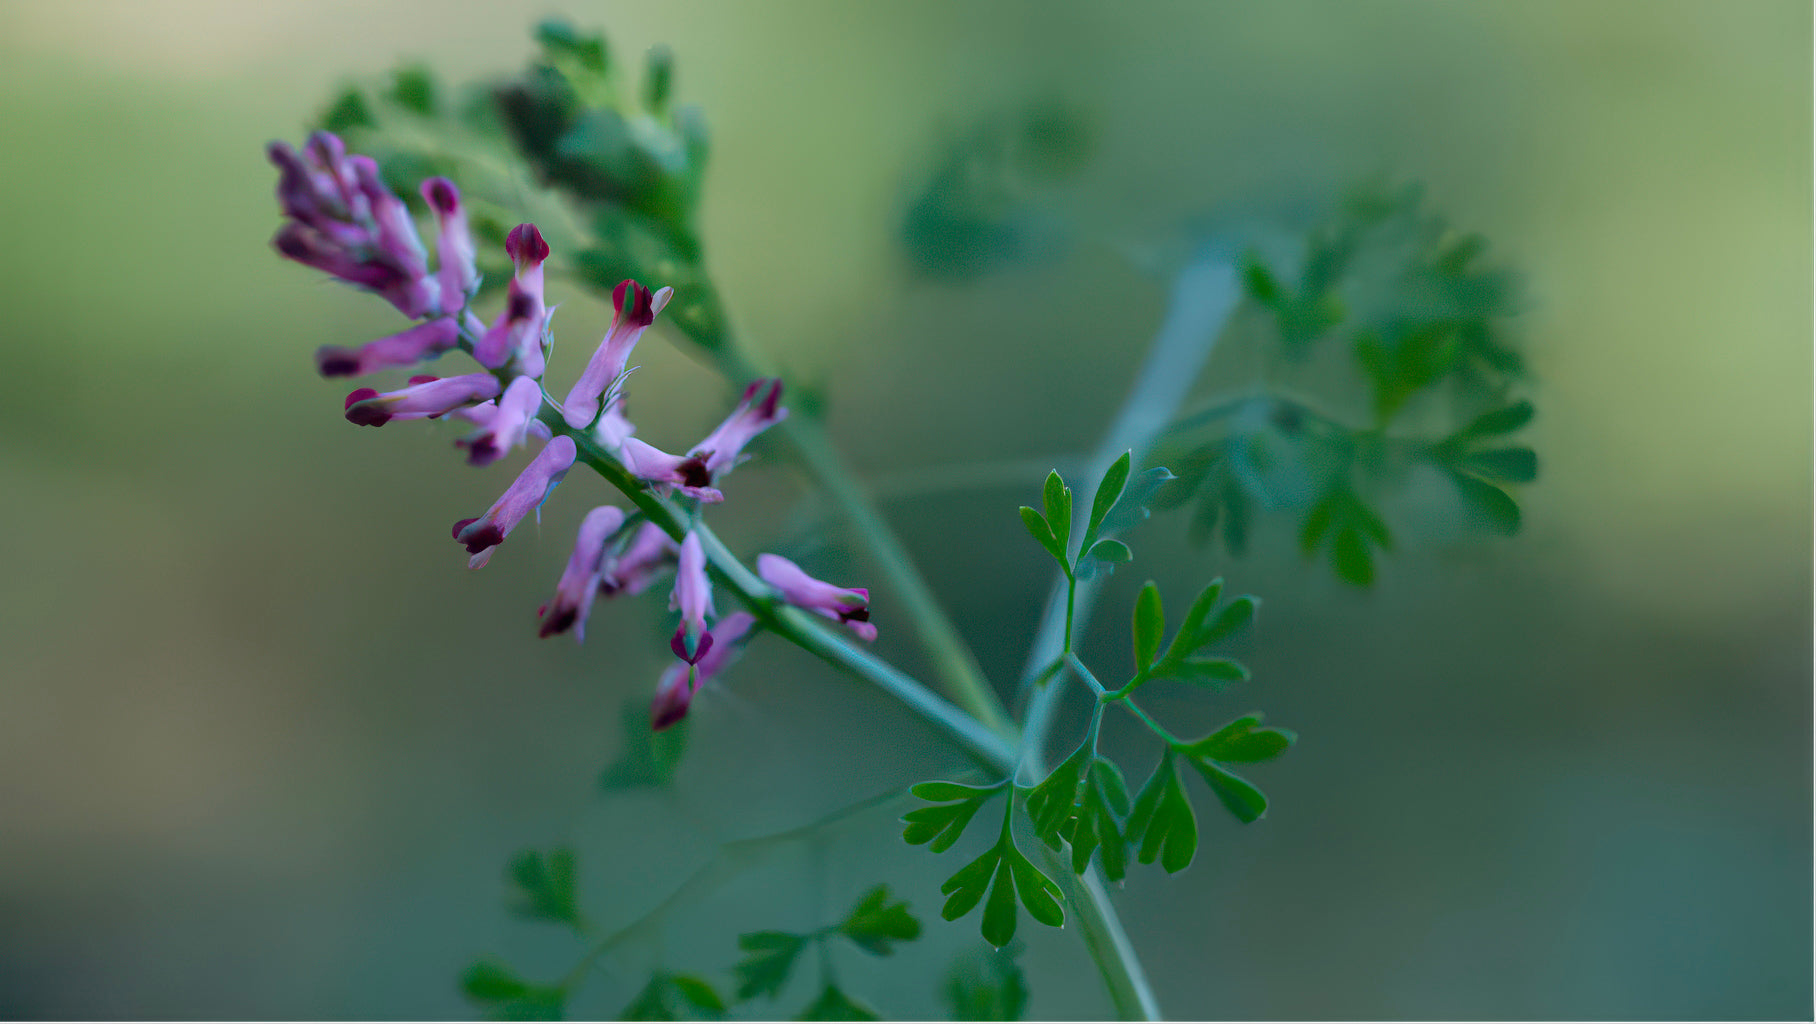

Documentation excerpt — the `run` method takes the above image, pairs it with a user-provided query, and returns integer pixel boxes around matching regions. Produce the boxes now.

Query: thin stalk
[666,303,1013,738]
[1015,246,1246,1021]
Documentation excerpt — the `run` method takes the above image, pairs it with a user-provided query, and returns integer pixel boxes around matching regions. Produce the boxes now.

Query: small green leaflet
[1059,757,1131,880]
[1081,451,1131,553]
[1124,752,1197,873]
[938,833,1065,948]
[837,885,922,955]
[1179,713,1296,824]
[1140,578,1257,688]
[733,931,807,1001]
[460,960,566,1021]
[1042,470,1073,559]
[1300,486,1392,587]
[901,780,1003,852]
[508,848,580,928]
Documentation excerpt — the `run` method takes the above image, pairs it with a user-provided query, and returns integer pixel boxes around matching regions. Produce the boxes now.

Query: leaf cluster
[900,780,1064,947]
[461,961,567,1021]
[1018,453,1175,580]
[508,848,581,928]
[731,885,921,1018]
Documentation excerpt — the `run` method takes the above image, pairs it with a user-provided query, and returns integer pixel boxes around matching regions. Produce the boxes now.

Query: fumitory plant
[268,19,1537,1021]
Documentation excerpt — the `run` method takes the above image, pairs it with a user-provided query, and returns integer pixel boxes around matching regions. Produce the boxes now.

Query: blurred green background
[0,0,1808,1018]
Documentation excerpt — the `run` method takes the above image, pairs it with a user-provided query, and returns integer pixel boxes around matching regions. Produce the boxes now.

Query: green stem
[668,300,1013,738]
[1117,696,1187,750]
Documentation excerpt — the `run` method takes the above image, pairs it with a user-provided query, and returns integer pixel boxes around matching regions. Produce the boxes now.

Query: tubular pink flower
[452,435,578,569]
[669,531,715,663]
[315,317,460,377]
[620,438,723,503]
[594,398,637,448]
[343,372,501,427]
[422,177,479,314]
[268,138,364,247]
[696,378,788,477]
[651,611,756,731]
[561,280,674,429]
[600,521,676,597]
[756,553,876,641]
[273,221,402,291]
[457,375,544,466]
[506,223,550,298]
[350,156,439,318]
[537,505,628,641]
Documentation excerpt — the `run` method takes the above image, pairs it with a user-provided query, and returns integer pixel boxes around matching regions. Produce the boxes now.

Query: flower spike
[669,531,715,663]
[756,554,876,641]
[562,280,674,429]
[452,435,578,569]
[652,611,756,731]
[537,505,628,641]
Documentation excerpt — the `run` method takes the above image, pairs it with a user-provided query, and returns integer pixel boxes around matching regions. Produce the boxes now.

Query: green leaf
[1331,526,1375,586]
[1026,741,1091,841]
[1125,754,1197,874]
[795,985,879,1021]
[839,885,922,955]
[1098,466,1177,539]
[669,975,726,1016]
[939,846,1002,922]
[1063,758,1131,880]
[1194,594,1257,648]
[1453,472,1521,535]
[1083,451,1131,549]
[1005,847,1065,928]
[508,848,580,927]
[1042,471,1072,556]
[1086,538,1133,564]
[620,976,676,1021]
[535,18,610,74]
[1458,400,1534,439]
[1186,715,1296,763]
[1132,581,1165,672]
[389,64,438,116]
[944,943,1029,1021]
[601,701,689,790]
[1164,657,1250,687]
[734,931,808,1001]
[903,783,999,852]
[462,961,530,1003]
[1462,446,1538,484]
[317,86,374,134]
[1299,494,1336,554]
[1160,578,1223,666]
[1018,506,1064,563]
[980,860,1019,948]
[1188,759,1269,823]
[1242,255,1285,307]
[462,961,565,1021]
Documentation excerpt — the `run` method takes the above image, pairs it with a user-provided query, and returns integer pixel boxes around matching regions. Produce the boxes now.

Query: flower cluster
[270,131,877,729]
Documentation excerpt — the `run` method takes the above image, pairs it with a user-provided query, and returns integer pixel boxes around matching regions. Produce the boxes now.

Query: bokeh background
[0,0,1808,1019]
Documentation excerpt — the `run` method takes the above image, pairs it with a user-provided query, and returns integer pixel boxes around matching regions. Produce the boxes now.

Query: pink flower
[343,373,501,427]
[537,505,628,641]
[474,224,551,375]
[600,521,676,597]
[456,375,545,466]
[561,280,674,429]
[669,531,714,663]
[695,378,788,477]
[651,611,756,731]
[422,177,479,314]
[452,435,578,569]
[268,133,442,318]
[315,318,461,378]
[756,554,875,641]
[620,438,722,503]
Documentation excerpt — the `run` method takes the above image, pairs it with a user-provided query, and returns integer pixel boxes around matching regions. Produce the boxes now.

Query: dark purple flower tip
[651,672,695,731]
[670,626,714,665]
[505,223,550,266]
[316,347,361,377]
[343,388,390,426]
[506,289,537,321]
[457,436,501,467]
[454,520,505,555]
[407,374,440,386]
[678,456,713,489]
[422,177,460,215]
[841,607,872,625]
[751,378,784,418]
[612,279,656,328]
[538,606,578,639]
